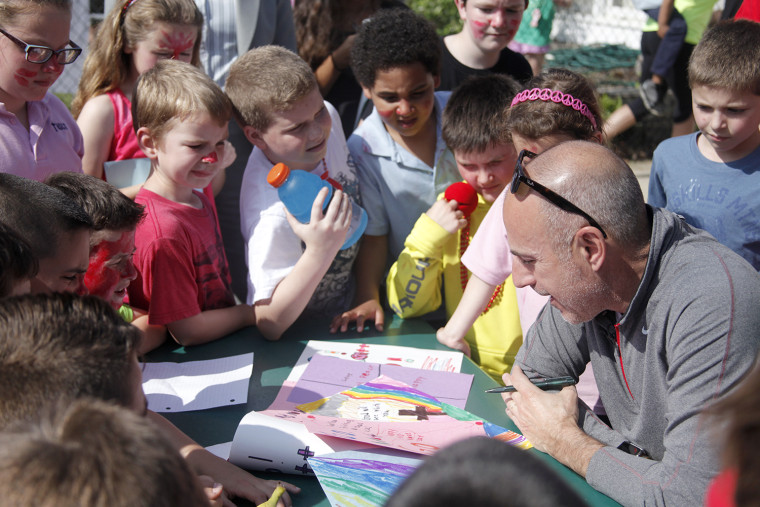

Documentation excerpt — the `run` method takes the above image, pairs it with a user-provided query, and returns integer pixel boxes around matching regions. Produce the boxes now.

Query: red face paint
[201,151,218,163]
[470,19,487,39]
[85,230,137,310]
[160,30,194,60]
[13,68,36,87]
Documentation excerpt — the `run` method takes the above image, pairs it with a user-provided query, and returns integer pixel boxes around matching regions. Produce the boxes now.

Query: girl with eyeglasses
[71,0,214,198]
[437,68,608,415]
[0,0,83,181]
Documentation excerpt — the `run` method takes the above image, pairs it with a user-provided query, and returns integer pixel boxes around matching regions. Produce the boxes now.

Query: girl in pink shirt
[0,0,83,181]
[437,68,607,412]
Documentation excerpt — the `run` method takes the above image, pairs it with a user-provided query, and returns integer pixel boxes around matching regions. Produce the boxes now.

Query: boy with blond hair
[129,59,256,346]
[386,74,524,380]
[648,19,760,270]
[225,45,358,340]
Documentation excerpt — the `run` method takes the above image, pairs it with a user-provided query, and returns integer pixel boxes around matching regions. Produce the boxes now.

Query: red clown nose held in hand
[201,151,218,164]
[444,182,478,218]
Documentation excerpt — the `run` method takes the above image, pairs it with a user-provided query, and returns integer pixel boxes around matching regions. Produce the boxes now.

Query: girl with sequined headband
[437,69,607,409]
[71,0,212,194]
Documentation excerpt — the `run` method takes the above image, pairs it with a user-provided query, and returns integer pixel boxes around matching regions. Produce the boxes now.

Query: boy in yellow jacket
[386,74,523,381]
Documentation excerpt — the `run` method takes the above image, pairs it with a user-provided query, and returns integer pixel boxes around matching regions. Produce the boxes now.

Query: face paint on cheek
[85,243,119,299]
[160,31,195,60]
[377,108,394,119]
[85,231,135,306]
[13,68,36,86]
[470,19,487,38]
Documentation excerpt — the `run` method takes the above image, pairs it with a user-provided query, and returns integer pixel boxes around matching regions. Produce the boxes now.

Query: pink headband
[511,88,598,130]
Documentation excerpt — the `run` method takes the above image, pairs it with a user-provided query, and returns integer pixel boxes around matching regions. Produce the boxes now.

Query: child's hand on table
[436,325,471,356]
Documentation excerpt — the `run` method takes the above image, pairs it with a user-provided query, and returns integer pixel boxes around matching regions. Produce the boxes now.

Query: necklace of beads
[459,217,503,314]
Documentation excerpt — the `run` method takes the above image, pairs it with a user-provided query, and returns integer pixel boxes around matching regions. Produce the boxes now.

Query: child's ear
[136,127,158,159]
[361,85,373,101]
[243,125,267,151]
[433,74,441,89]
[590,130,604,145]
[455,0,467,20]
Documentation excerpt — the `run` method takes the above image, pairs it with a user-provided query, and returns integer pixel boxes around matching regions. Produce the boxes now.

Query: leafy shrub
[408,0,462,36]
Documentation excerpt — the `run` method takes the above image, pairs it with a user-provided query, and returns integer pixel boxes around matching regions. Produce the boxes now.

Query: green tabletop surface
[145,314,620,507]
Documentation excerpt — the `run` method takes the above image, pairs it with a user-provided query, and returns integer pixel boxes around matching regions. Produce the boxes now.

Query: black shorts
[629,30,694,123]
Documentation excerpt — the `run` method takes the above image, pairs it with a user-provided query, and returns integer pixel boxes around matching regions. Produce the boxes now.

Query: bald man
[499,141,760,505]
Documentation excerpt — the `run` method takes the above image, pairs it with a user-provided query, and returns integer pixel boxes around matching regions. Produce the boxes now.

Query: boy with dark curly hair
[331,8,460,333]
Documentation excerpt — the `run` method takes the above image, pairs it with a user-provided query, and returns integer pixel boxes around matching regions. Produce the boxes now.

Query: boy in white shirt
[225,45,359,340]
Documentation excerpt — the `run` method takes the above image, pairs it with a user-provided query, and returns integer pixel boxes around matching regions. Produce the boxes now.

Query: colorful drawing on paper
[286,341,465,386]
[297,376,446,422]
[307,451,423,507]
[286,354,473,408]
[296,376,532,453]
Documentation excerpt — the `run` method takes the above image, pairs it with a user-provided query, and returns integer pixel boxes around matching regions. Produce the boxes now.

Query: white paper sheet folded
[141,353,253,412]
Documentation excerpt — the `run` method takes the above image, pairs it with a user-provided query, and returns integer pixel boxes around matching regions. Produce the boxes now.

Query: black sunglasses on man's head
[511,149,607,239]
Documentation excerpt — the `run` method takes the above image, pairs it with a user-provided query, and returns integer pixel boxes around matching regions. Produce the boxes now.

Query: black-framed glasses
[0,28,81,65]
[511,149,607,238]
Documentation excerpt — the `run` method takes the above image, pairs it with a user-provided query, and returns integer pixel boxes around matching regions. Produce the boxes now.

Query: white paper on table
[206,441,232,460]
[141,353,253,412]
[229,410,379,475]
[286,341,463,384]
[229,410,420,476]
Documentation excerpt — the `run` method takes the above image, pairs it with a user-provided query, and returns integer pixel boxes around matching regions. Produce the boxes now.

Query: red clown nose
[444,182,478,218]
[201,152,219,163]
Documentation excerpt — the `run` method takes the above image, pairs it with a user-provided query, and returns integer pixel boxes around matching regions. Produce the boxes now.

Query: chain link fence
[49,0,91,101]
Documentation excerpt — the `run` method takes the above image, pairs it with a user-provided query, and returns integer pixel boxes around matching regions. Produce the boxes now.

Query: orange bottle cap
[267,163,291,187]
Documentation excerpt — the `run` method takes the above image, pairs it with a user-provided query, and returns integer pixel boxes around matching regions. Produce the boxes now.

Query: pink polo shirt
[0,92,83,181]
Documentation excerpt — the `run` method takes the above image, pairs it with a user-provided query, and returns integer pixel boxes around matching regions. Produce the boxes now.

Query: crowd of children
[0,0,759,503]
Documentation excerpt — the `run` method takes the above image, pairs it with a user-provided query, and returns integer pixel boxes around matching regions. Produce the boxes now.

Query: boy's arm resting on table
[255,188,351,341]
[76,94,114,180]
[146,411,300,507]
[130,307,168,355]
[167,304,256,347]
[330,233,387,333]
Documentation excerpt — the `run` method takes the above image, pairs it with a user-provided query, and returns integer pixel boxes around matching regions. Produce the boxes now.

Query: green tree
[408,0,462,36]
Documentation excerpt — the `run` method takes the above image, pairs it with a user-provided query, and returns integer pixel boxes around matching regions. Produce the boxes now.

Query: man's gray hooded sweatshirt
[515,206,760,506]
